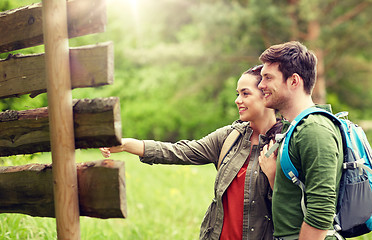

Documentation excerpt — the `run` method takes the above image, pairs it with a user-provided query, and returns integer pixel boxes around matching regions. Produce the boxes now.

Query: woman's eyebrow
[237,88,252,92]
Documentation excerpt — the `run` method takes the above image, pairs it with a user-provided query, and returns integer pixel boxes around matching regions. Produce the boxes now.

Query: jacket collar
[231,119,283,146]
[231,119,250,135]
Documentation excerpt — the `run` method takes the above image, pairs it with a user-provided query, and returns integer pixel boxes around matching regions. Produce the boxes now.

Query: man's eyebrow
[261,72,272,78]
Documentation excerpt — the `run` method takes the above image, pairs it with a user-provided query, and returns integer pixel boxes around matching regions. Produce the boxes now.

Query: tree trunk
[306,20,326,104]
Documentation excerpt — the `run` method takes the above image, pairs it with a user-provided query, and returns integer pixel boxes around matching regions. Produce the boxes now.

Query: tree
[249,0,372,116]
[2,0,372,140]
[88,0,372,138]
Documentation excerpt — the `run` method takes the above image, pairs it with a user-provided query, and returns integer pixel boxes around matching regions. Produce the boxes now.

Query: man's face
[258,62,290,111]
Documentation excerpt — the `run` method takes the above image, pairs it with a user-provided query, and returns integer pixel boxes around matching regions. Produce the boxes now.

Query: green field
[0,150,371,239]
[0,150,215,239]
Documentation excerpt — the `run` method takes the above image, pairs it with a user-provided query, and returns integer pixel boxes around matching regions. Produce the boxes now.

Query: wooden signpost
[0,159,126,219]
[0,0,125,239]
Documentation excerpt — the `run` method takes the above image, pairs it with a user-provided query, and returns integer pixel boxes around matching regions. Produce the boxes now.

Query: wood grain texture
[0,97,122,157]
[0,42,114,99]
[42,0,80,238]
[0,0,107,53]
[0,159,127,219]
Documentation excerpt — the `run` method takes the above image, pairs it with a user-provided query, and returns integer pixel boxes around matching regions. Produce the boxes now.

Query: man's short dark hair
[259,41,317,95]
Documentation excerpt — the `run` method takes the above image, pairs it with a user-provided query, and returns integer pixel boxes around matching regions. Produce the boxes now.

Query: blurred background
[1,0,372,239]
[2,0,372,141]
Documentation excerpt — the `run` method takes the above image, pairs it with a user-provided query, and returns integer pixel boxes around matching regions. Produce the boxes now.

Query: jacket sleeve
[139,125,232,166]
[293,119,343,230]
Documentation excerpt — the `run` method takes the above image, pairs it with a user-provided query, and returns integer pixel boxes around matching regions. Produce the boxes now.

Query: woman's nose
[235,95,242,104]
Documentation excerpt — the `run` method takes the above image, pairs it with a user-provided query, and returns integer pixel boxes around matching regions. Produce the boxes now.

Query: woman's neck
[249,116,277,144]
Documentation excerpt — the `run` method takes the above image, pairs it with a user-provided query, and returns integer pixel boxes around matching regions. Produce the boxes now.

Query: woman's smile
[239,106,247,114]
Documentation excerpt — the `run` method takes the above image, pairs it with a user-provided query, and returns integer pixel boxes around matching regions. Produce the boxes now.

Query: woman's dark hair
[243,64,263,86]
[260,119,283,151]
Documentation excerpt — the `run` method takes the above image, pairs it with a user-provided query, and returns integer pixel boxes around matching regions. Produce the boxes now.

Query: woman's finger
[100,147,111,158]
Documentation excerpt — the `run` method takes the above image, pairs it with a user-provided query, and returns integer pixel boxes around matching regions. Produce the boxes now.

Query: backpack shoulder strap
[280,107,342,217]
[217,129,240,170]
[280,107,340,180]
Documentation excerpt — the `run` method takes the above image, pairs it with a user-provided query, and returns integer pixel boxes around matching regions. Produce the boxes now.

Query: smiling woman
[99,65,282,240]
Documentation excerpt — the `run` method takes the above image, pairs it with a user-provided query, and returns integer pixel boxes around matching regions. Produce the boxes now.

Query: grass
[1,150,372,239]
[0,150,216,239]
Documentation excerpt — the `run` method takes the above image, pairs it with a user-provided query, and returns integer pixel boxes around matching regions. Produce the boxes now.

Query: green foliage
[0,154,40,166]
[104,0,372,140]
[0,94,47,112]
[2,0,372,140]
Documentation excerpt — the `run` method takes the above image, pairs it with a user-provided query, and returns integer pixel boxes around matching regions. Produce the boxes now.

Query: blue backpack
[276,107,372,238]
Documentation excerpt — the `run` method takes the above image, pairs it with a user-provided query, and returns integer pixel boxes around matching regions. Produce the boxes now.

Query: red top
[220,161,248,240]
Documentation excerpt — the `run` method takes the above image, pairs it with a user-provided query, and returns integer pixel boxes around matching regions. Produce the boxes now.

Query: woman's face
[235,74,267,122]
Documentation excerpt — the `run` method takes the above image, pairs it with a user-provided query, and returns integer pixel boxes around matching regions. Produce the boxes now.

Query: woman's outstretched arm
[100,138,145,158]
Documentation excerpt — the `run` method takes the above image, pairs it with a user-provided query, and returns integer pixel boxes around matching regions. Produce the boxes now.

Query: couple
[100,41,343,240]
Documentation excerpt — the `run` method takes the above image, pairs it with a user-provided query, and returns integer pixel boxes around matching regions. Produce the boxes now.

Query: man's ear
[288,73,302,89]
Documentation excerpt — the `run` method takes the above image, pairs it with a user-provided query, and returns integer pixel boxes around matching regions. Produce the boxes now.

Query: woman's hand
[100,147,111,158]
[100,145,124,158]
[259,140,277,189]
[99,138,145,158]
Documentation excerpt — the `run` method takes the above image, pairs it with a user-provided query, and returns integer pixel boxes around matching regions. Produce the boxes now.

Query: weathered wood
[42,0,80,238]
[0,42,114,99]
[0,97,122,157]
[0,159,127,219]
[0,0,107,53]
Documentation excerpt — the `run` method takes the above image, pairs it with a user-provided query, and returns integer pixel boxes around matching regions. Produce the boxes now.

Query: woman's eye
[236,91,250,97]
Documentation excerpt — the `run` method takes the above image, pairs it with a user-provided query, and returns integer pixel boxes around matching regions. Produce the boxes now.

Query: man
[258,41,344,240]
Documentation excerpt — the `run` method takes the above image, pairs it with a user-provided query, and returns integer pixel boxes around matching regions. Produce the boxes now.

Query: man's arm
[299,222,327,240]
[296,119,342,229]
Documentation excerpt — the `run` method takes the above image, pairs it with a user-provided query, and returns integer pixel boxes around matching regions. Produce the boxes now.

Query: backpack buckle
[344,162,358,169]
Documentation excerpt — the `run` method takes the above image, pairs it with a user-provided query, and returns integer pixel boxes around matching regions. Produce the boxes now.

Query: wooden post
[42,0,80,239]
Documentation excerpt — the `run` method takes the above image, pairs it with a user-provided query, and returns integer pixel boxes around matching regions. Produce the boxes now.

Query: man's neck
[281,97,315,122]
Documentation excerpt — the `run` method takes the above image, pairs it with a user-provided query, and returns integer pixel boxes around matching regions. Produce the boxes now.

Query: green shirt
[272,105,344,237]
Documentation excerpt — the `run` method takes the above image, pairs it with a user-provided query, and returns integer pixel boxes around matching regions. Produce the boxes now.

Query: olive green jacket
[140,120,278,240]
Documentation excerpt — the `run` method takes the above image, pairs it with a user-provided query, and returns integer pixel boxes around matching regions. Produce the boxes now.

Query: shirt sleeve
[292,118,342,230]
[139,125,231,166]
